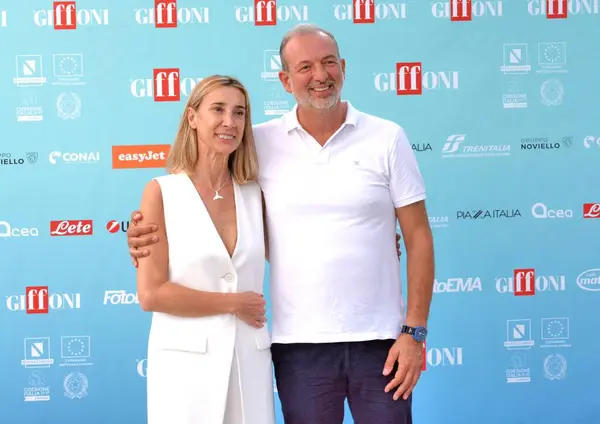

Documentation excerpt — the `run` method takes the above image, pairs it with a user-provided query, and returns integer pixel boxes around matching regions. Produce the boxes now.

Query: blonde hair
[166,75,258,184]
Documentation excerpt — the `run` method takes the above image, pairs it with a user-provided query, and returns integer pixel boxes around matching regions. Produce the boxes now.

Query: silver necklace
[209,173,231,200]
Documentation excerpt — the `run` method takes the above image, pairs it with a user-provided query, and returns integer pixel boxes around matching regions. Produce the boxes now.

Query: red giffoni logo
[353,0,375,23]
[514,269,535,296]
[155,0,177,28]
[546,0,567,18]
[255,0,276,26]
[153,68,180,101]
[450,0,472,21]
[396,62,422,95]
[26,286,49,314]
[53,1,76,30]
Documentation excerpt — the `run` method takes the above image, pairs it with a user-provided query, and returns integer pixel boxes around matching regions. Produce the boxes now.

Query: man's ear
[279,70,293,94]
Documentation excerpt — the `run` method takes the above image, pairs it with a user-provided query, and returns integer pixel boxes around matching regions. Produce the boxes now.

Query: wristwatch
[400,325,428,342]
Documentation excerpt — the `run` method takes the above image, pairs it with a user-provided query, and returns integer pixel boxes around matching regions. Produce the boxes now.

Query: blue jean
[271,339,412,424]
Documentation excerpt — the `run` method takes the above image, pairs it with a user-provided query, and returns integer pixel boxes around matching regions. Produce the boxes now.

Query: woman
[136,75,275,424]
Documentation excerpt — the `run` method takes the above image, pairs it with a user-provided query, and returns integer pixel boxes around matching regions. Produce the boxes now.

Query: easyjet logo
[112,144,170,169]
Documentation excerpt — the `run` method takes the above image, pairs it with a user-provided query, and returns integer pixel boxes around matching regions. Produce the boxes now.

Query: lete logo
[583,203,600,218]
[50,220,93,236]
[576,269,600,291]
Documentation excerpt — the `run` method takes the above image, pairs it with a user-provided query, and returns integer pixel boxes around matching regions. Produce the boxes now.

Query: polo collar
[283,100,360,133]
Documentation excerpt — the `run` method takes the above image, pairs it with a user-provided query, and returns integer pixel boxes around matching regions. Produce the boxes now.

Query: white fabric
[146,172,275,424]
[223,352,243,424]
[254,101,426,344]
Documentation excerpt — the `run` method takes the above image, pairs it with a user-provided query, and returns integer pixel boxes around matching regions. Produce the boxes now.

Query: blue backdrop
[1,0,600,423]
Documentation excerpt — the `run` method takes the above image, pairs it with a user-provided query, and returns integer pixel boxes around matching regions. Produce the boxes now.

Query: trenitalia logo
[112,144,170,169]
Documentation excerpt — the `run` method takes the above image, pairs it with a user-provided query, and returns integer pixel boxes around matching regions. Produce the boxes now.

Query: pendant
[213,191,224,200]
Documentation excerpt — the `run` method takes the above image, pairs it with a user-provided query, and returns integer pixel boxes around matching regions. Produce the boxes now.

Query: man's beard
[292,81,341,111]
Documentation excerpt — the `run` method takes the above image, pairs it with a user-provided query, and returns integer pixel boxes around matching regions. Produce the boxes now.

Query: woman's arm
[136,180,235,317]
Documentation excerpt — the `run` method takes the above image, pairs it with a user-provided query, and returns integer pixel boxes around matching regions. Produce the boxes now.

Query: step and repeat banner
[1,0,599,423]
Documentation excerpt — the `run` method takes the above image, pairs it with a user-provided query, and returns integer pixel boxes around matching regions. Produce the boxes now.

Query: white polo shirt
[253,100,426,344]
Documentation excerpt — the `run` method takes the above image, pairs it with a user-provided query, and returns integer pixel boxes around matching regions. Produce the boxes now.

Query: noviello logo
[576,269,600,292]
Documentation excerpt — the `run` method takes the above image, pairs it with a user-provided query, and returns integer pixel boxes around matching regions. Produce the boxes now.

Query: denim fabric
[271,339,413,424]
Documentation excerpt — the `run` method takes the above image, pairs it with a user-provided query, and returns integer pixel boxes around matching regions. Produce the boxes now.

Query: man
[127,24,434,424]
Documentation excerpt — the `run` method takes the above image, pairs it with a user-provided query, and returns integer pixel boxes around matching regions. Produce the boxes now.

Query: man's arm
[382,126,434,401]
[396,200,434,328]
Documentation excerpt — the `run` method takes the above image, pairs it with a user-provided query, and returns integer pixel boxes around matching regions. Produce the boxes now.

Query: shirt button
[224,273,235,283]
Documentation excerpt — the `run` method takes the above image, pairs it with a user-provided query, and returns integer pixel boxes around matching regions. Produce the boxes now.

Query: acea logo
[576,269,600,291]
[0,221,39,237]
[531,202,573,219]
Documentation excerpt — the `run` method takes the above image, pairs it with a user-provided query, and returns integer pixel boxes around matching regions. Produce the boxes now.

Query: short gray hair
[279,24,341,71]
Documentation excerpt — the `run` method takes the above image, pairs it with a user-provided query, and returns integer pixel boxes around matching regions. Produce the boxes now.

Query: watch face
[415,327,427,341]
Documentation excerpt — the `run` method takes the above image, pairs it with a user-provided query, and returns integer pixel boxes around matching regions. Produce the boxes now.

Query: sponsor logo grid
[1,1,598,423]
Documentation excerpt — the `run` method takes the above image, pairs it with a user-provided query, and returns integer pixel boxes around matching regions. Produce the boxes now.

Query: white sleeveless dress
[145,172,275,424]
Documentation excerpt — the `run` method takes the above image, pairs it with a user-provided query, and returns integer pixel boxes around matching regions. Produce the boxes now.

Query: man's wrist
[400,323,428,343]
[404,319,427,328]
